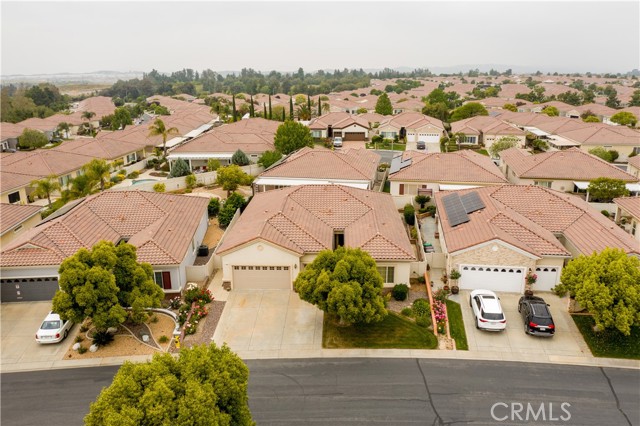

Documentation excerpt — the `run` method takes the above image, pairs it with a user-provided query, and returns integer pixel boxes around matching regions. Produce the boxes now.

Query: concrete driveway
[1,302,74,371]
[456,291,591,359]
[213,290,323,358]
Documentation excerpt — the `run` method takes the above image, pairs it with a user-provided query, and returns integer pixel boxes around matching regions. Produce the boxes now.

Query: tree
[274,120,314,155]
[231,149,250,166]
[268,94,272,119]
[69,173,97,198]
[56,122,71,139]
[610,111,637,127]
[540,106,559,117]
[216,165,252,196]
[249,94,254,117]
[587,177,630,202]
[531,139,549,151]
[18,128,49,149]
[317,96,322,117]
[294,247,387,326]
[207,158,221,171]
[554,248,640,335]
[232,94,237,122]
[84,158,111,191]
[629,89,640,107]
[583,115,600,123]
[422,102,449,122]
[31,175,60,206]
[375,92,393,115]
[169,158,191,177]
[148,118,179,157]
[218,192,247,227]
[289,96,294,119]
[85,344,254,426]
[488,136,520,158]
[415,194,430,209]
[208,198,220,217]
[503,103,518,112]
[258,150,282,168]
[81,111,96,121]
[185,174,197,189]
[588,146,618,163]
[112,107,133,130]
[449,102,488,122]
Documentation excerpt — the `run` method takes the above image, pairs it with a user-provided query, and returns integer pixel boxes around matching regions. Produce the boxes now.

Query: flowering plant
[169,296,182,310]
[526,271,537,286]
[432,300,447,323]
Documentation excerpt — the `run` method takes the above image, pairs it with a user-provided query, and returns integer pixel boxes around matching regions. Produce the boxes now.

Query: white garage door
[232,265,291,290]
[534,266,559,292]
[417,133,439,143]
[458,265,525,293]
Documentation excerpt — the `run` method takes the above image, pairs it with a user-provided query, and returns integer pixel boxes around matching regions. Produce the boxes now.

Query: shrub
[412,298,430,317]
[415,195,430,208]
[169,296,182,310]
[146,158,159,169]
[158,335,169,344]
[77,346,88,354]
[433,288,450,303]
[74,335,84,343]
[415,315,432,328]
[410,227,418,239]
[169,158,191,177]
[185,174,197,189]
[150,314,159,323]
[184,188,192,193]
[110,175,123,184]
[92,330,115,347]
[153,183,166,193]
[418,207,429,214]
[184,287,213,305]
[426,205,436,216]
[401,307,414,317]
[403,204,415,225]
[231,149,250,166]
[80,324,89,333]
[126,171,140,179]
[601,210,610,217]
[208,198,220,217]
[392,284,409,301]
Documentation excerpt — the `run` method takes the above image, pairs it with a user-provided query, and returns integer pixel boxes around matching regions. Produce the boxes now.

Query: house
[216,185,416,290]
[392,98,425,114]
[358,112,386,127]
[450,116,527,152]
[254,147,380,192]
[308,112,370,141]
[500,147,639,193]
[434,185,639,293]
[0,122,27,151]
[628,155,640,178]
[557,125,640,159]
[614,197,640,243]
[377,111,446,152]
[0,203,42,247]
[570,103,619,124]
[0,191,209,302]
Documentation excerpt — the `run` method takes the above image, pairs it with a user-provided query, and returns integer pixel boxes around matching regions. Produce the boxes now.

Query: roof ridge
[267,212,325,252]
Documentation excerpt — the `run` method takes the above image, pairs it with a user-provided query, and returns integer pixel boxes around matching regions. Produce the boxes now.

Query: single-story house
[377,112,446,152]
[450,116,527,153]
[500,147,639,193]
[628,155,640,179]
[0,191,209,302]
[216,185,417,290]
[557,125,640,160]
[0,203,42,247]
[308,113,370,141]
[1,122,28,151]
[434,185,640,293]
[392,98,425,115]
[254,147,380,192]
[614,197,640,243]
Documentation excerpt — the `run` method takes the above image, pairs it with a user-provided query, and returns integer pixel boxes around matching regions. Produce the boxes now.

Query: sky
[1,1,639,76]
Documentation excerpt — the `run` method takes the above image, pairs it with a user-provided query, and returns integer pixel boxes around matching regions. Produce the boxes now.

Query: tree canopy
[375,92,393,115]
[148,118,179,157]
[610,111,637,127]
[257,150,282,169]
[30,175,60,207]
[274,120,314,155]
[85,344,254,426]
[218,192,247,227]
[587,177,630,202]
[18,128,49,149]
[540,106,559,117]
[449,102,488,122]
[294,247,387,325]
[488,136,520,158]
[84,158,112,191]
[231,149,250,166]
[215,165,253,196]
[554,248,640,335]
[170,158,191,177]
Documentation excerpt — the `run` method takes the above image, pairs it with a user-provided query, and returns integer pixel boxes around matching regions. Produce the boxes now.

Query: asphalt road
[2,359,638,425]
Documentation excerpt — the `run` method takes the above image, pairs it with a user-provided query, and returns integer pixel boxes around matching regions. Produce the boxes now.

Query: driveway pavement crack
[416,358,444,426]
[600,367,632,426]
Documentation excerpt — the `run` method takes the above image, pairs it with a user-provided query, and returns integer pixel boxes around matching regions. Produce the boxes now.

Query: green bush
[426,205,436,216]
[77,346,88,354]
[158,335,169,344]
[418,207,429,214]
[74,335,84,343]
[126,171,140,179]
[601,210,610,217]
[403,204,415,225]
[153,183,166,193]
[412,298,430,317]
[208,198,220,217]
[415,315,432,328]
[185,174,197,189]
[92,330,115,347]
[392,284,409,301]
[110,175,123,184]
[401,307,414,317]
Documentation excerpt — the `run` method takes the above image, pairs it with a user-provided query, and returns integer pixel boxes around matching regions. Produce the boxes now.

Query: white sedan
[470,289,507,331]
[35,312,73,344]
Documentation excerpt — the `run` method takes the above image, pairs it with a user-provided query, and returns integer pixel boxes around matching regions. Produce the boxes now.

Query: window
[311,130,322,138]
[462,136,477,144]
[153,271,172,290]
[126,153,136,164]
[58,174,71,187]
[534,181,552,188]
[8,192,20,204]
[632,221,637,236]
[381,131,397,139]
[376,266,395,283]
[333,231,344,249]
[13,225,23,233]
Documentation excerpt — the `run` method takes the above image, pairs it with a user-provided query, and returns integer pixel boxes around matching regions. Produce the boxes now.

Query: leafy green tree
[231,149,250,166]
[403,204,415,225]
[588,146,617,163]
[540,106,559,117]
[375,92,393,115]
[294,247,387,326]
[85,344,254,426]
[629,89,640,107]
[169,158,191,177]
[216,165,253,196]
[554,248,640,335]
[488,136,520,158]
[587,177,630,202]
[218,192,247,227]
[148,118,179,157]
[268,94,272,119]
[232,94,237,122]
[289,96,294,119]
[610,111,637,127]
[185,174,197,189]
[56,122,71,138]
[258,150,282,168]
[208,198,220,217]
[18,128,49,149]
[422,102,449,121]
[69,173,98,198]
[30,175,60,207]
[503,103,518,112]
[84,159,112,191]
[274,120,314,155]
[207,158,221,171]
[531,139,549,151]
[82,111,96,121]
[111,107,133,130]
[449,102,488,122]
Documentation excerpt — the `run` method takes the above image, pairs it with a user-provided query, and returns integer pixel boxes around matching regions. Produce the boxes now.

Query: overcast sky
[1,1,638,76]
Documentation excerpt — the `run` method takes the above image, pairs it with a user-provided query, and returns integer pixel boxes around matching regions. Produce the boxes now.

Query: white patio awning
[524,127,550,137]
[183,124,212,138]
[439,184,481,191]
[158,137,187,149]
[626,183,640,193]
[254,178,369,190]
[573,181,589,190]
[167,152,233,160]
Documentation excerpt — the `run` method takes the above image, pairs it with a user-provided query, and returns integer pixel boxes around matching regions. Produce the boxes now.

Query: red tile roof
[0,203,42,236]
[614,197,640,220]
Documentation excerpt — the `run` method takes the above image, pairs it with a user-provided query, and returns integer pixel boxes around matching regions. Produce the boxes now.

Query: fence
[185,252,217,283]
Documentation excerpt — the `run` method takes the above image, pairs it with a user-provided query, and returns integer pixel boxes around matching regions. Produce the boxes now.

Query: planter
[443,285,450,292]
[451,285,459,295]
[524,289,534,297]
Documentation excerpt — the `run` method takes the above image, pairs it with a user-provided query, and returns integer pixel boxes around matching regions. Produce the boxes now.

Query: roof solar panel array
[442,191,486,227]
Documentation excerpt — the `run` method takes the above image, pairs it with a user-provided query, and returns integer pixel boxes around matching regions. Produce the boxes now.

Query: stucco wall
[0,212,42,247]
[449,242,537,272]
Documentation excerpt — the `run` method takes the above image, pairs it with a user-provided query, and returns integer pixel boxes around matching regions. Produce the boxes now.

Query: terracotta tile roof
[389,150,507,184]
[1,191,208,267]
[501,147,638,182]
[75,96,116,117]
[614,197,640,219]
[216,185,415,261]
[53,137,147,160]
[451,116,526,136]
[379,111,445,131]
[436,185,639,257]
[0,122,27,140]
[573,103,618,117]
[0,203,42,236]
[558,125,640,146]
[628,155,640,170]
[358,112,386,124]
[308,113,369,130]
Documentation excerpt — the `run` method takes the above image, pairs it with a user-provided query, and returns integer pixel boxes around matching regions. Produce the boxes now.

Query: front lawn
[572,315,640,360]
[446,300,468,350]
[323,311,437,349]
[366,142,406,151]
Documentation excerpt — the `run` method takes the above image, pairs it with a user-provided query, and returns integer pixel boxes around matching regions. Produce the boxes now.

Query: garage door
[343,132,366,141]
[1,277,59,302]
[535,266,559,291]
[418,133,439,143]
[232,265,291,290]
[458,265,525,293]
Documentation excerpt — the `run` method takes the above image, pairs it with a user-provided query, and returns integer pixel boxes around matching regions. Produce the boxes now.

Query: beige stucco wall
[1,187,29,204]
[449,242,537,272]
[0,213,42,248]
[628,163,640,179]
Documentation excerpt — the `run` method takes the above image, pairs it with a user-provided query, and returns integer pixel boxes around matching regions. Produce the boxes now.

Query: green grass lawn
[323,311,437,349]
[572,315,640,360]
[477,149,490,156]
[366,143,406,151]
[445,300,468,350]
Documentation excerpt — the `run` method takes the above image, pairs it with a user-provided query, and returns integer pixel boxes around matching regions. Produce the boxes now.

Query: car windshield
[41,320,61,330]
[531,304,551,317]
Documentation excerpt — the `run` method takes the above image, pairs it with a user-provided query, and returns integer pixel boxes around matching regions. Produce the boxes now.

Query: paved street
[2,359,638,425]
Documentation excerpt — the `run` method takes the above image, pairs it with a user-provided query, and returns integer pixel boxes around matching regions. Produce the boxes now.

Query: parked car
[35,312,73,344]
[333,136,343,148]
[416,140,426,150]
[470,289,507,331]
[518,296,555,337]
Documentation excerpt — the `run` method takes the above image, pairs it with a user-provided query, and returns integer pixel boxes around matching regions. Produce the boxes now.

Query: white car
[333,137,343,148]
[469,290,507,331]
[35,312,73,344]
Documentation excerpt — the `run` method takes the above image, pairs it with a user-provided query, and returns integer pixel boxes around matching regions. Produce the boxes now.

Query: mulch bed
[174,301,226,351]
[386,283,428,314]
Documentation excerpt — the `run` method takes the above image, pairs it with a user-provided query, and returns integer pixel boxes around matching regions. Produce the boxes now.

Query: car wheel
[523,322,528,335]
[63,329,69,340]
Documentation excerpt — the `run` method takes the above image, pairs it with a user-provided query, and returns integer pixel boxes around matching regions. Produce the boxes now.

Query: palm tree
[148,118,179,157]
[56,122,71,139]
[84,159,111,191]
[81,111,96,121]
[31,175,60,207]
[69,174,97,199]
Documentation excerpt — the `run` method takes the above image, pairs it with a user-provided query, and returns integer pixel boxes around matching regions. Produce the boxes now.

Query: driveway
[456,291,591,359]
[212,290,323,358]
[1,301,74,371]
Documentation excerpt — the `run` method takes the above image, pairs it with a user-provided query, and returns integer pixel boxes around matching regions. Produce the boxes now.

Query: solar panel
[442,193,469,227]
[460,191,486,214]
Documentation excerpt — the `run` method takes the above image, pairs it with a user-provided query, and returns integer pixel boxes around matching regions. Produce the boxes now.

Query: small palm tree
[148,118,179,157]
[81,111,96,121]
[31,175,60,207]
[84,159,111,191]
[69,174,97,199]
[56,122,71,139]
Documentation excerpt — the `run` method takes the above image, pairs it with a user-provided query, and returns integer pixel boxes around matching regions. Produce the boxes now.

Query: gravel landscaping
[180,301,226,349]
[386,283,428,313]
